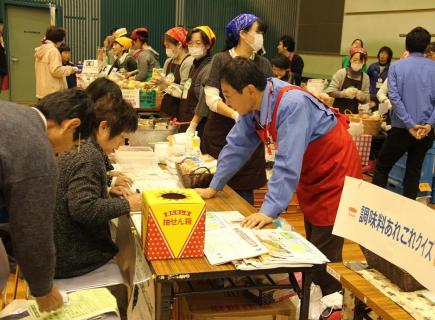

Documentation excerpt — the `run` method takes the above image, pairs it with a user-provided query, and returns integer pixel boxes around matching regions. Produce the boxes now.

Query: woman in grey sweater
[54,95,141,278]
[325,47,370,114]
[128,27,160,82]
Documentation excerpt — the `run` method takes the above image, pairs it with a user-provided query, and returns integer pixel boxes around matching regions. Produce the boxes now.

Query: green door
[7,4,50,104]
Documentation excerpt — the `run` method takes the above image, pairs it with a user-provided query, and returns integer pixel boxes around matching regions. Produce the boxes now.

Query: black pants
[373,127,434,199]
[235,190,254,205]
[304,219,344,296]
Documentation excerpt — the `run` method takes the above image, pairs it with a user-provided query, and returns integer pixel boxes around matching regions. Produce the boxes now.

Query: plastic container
[115,146,158,169]
[306,79,326,96]
[127,120,178,147]
[348,121,364,137]
[167,132,193,155]
[154,142,169,164]
[192,132,201,156]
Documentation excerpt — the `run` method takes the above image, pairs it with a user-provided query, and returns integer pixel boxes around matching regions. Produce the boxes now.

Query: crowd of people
[0,11,434,316]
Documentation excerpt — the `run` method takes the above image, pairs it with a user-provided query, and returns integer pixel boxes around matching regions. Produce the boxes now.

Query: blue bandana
[225,13,258,43]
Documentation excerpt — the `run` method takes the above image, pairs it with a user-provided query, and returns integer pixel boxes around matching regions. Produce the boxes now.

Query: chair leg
[13,265,19,300]
[1,287,5,308]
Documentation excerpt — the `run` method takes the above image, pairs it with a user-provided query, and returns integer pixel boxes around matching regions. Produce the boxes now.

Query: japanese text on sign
[358,206,433,263]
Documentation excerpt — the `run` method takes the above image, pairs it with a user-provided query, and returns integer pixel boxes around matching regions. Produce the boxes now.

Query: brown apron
[178,56,211,132]
[160,55,190,119]
[202,51,267,191]
[333,70,363,114]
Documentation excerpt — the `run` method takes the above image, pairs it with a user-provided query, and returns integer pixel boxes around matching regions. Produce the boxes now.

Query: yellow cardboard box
[142,189,206,260]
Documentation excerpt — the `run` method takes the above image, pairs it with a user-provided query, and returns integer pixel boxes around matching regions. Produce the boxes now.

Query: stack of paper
[204,211,269,265]
[0,288,119,320]
[121,166,181,191]
[233,229,329,270]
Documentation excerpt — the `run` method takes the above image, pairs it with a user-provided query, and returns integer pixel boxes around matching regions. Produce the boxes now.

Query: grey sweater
[54,137,130,278]
[0,101,57,297]
[134,47,160,81]
[325,68,370,102]
[194,62,212,118]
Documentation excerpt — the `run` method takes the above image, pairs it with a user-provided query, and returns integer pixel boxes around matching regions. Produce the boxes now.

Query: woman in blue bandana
[201,13,272,204]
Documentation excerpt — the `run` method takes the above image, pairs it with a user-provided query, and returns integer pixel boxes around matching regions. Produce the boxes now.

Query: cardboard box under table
[142,189,206,260]
[177,292,297,320]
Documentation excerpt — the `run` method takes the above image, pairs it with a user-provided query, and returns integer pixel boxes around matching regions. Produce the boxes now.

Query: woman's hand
[127,193,143,212]
[35,286,63,312]
[355,90,366,101]
[109,171,133,188]
[149,76,169,90]
[110,186,134,197]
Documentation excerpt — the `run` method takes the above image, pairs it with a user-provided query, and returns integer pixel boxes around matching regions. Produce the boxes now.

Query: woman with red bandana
[127,27,160,82]
[341,38,368,73]
[152,27,194,120]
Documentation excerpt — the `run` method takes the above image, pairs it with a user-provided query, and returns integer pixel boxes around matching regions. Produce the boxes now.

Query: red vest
[256,86,362,226]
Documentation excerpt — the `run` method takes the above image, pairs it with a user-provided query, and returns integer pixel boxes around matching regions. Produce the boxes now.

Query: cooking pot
[127,118,178,146]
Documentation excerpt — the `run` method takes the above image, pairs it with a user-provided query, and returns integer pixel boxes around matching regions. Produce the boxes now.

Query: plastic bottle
[192,131,201,156]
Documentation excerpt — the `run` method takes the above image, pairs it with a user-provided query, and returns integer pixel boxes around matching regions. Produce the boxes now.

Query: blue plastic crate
[386,178,403,194]
[388,155,407,181]
[432,176,435,204]
[387,177,430,198]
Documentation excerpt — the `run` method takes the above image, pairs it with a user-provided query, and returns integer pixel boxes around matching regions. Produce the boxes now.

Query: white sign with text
[122,89,140,109]
[333,177,434,292]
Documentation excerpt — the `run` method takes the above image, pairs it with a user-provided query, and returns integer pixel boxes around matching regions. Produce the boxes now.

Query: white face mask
[351,62,363,72]
[245,32,264,52]
[188,46,206,60]
[166,48,175,58]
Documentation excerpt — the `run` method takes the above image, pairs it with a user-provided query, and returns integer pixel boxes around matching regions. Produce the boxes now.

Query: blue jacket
[388,53,435,129]
[367,62,389,94]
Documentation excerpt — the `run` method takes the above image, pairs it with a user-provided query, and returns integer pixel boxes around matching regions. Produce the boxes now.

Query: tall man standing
[373,26,435,199]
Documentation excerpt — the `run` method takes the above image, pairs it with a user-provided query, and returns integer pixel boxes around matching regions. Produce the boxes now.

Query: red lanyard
[254,81,274,154]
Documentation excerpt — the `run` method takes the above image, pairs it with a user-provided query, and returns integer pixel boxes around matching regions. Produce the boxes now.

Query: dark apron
[333,70,363,114]
[160,55,189,119]
[178,57,210,133]
[202,52,267,191]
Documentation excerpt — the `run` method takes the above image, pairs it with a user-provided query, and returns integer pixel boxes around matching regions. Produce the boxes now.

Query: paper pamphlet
[204,211,269,265]
[254,229,329,263]
[0,288,118,320]
[233,229,329,270]
[124,167,181,191]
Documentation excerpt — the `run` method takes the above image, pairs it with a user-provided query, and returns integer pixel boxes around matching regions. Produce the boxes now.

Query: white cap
[113,27,127,38]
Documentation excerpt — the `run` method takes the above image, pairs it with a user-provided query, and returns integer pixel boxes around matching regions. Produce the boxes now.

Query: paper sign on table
[121,89,140,109]
[333,177,435,292]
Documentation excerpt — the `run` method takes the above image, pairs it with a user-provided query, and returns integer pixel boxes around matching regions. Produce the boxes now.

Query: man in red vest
[197,57,362,295]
